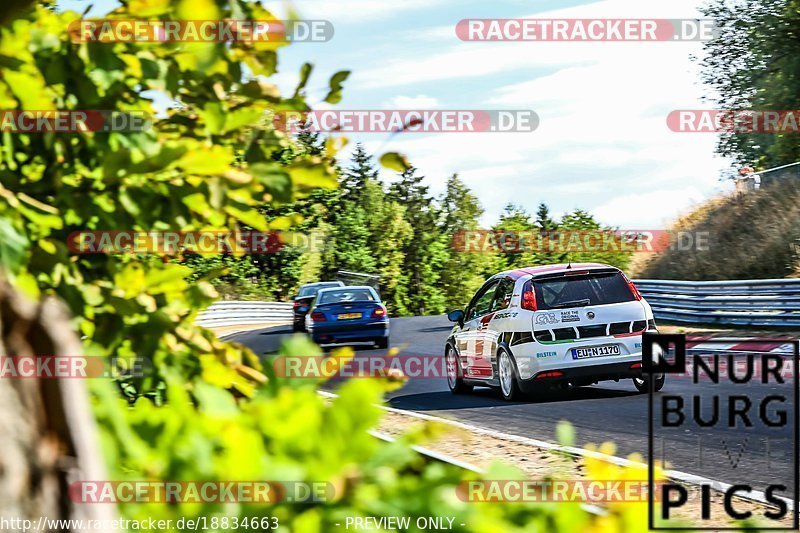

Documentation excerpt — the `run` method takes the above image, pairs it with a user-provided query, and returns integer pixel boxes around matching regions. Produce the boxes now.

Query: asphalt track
[228,315,798,505]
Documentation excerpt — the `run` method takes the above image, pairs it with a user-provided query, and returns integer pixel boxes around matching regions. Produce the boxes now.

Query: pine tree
[340,143,378,205]
[295,128,325,157]
[388,167,446,315]
[441,174,482,234]
[535,203,557,231]
[439,174,494,309]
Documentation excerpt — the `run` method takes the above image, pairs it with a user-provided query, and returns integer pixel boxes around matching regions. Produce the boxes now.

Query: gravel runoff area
[374,405,794,530]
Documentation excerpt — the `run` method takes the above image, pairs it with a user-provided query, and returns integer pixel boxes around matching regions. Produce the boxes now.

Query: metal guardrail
[634,279,800,327]
[195,301,292,327]
[732,160,800,191]
[196,278,800,328]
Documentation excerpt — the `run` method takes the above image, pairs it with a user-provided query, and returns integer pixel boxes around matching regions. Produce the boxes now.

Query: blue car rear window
[319,289,375,304]
[299,283,339,297]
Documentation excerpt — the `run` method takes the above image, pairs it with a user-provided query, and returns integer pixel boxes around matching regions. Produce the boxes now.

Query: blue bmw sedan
[305,286,389,348]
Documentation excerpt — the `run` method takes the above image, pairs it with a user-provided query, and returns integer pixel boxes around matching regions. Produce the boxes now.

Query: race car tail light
[630,362,642,369]
[535,371,564,379]
[310,311,326,322]
[521,280,537,311]
[624,275,643,301]
[371,306,387,318]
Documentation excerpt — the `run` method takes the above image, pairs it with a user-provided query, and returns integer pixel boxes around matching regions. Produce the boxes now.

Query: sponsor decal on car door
[455,279,501,379]
[468,312,496,378]
[455,315,494,379]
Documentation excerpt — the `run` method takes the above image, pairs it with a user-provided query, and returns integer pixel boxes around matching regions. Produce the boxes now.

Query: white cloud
[266,0,449,23]
[354,0,709,89]
[592,187,709,228]
[343,0,733,228]
[386,95,441,109]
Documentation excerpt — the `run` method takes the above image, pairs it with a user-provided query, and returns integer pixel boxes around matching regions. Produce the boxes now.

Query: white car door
[454,279,499,380]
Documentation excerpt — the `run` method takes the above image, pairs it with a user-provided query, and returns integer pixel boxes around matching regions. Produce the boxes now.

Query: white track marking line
[318,390,795,512]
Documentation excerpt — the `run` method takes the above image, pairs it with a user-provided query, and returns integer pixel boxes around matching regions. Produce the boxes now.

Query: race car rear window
[533,272,636,310]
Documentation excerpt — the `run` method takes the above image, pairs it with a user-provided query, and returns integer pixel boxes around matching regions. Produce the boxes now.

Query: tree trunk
[0,280,118,531]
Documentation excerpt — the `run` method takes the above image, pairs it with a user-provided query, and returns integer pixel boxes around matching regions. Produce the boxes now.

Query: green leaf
[251,163,293,203]
[223,204,268,231]
[0,218,27,274]
[294,62,313,98]
[325,136,348,159]
[379,152,411,172]
[288,159,337,192]
[555,420,576,447]
[193,381,239,415]
[174,144,233,175]
[16,202,63,231]
[181,192,212,216]
[118,189,141,216]
[199,101,225,135]
[113,263,146,299]
[144,264,191,293]
[223,107,267,133]
[323,70,350,104]
[3,70,54,110]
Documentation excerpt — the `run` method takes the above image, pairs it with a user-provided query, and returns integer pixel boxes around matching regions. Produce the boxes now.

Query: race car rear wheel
[498,348,524,401]
[446,345,472,394]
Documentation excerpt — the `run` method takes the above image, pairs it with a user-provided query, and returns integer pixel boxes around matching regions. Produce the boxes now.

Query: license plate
[572,345,621,359]
[338,312,362,320]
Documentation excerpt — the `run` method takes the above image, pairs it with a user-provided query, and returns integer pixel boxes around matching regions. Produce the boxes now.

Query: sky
[59,0,732,229]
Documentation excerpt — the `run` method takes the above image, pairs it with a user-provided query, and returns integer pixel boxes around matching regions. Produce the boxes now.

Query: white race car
[445,263,664,401]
